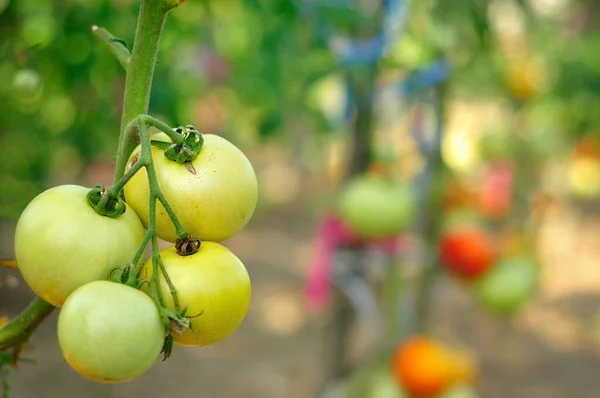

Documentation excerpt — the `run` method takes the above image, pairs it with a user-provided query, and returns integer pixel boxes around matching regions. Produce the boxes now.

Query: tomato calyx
[86,184,127,218]
[175,235,201,256]
[160,334,174,361]
[108,263,143,288]
[160,307,192,360]
[150,125,204,165]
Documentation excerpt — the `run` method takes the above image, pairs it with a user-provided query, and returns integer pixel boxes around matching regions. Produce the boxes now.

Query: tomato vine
[0,0,190,365]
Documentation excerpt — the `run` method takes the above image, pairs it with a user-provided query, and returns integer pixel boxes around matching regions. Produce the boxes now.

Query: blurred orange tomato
[392,336,452,397]
[391,336,477,397]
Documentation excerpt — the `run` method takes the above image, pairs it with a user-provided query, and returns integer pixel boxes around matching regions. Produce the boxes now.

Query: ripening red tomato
[439,228,496,281]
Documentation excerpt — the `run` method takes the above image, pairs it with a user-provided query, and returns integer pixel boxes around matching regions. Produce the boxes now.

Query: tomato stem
[413,84,448,334]
[0,260,18,269]
[132,229,153,266]
[0,298,55,352]
[91,25,131,70]
[108,160,144,198]
[138,114,184,145]
[113,0,187,181]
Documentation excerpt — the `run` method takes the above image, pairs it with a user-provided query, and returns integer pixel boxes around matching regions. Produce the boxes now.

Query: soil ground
[2,181,600,398]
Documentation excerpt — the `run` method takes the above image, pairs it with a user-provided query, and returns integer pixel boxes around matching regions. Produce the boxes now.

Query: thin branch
[91,26,131,70]
[0,260,17,269]
[0,298,55,351]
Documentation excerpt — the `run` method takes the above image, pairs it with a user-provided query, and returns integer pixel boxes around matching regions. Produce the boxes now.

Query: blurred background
[1,0,600,397]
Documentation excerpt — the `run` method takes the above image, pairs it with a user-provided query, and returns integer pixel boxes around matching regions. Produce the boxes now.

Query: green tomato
[58,281,164,383]
[337,174,415,238]
[12,69,41,99]
[439,384,478,398]
[472,256,538,315]
[140,241,251,347]
[348,361,406,398]
[124,132,258,243]
[15,185,145,307]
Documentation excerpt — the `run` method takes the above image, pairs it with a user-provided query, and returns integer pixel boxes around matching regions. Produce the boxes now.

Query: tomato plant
[140,241,251,347]
[439,227,497,281]
[14,185,144,307]
[124,132,258,243]
[337,174,415,239]
[58,281,164,383]
[472,256,539,315]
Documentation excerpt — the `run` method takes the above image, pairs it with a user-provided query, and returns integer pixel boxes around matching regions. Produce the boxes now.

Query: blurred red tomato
[440,228,496,281]
[479,161,514,221]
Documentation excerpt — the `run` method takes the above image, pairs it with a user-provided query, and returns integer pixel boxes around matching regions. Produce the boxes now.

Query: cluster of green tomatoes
[13,127,258,383]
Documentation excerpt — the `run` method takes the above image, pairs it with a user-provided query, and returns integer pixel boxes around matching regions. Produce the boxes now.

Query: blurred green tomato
[348,362,406,398]
[472,256,538,315]
[12,69,41,99]
[337,174,415,238]
[439,385,478,398]
[368,368,406,398]
[0,0,9,15]
[20,15,58,48]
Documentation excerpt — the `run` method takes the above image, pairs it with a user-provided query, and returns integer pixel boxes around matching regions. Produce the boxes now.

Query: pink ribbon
[304,215,406,313]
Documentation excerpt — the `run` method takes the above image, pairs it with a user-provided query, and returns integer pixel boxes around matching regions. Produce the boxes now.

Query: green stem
[136,117,187,238]
[108,160,144,197]
[91,25,131,70]
[114,1,170,181]
[150,235,165,307]
[132,229,153,266]
[140,114,184,144]
[136,119,182,309]
[0,298,55,351]
[414,84,447,333]
[155,251,181,311]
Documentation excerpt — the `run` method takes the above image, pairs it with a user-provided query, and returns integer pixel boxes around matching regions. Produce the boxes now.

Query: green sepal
[163,125,204,164]
[160,334,174,361]
[86,184,127,218]
[107,263,141,288]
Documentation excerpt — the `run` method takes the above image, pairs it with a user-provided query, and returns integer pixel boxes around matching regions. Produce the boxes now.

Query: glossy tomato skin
[140,242,251,346]
[473,256,538,315]
[337,174,415,239]
[14,185,145,307]
[439,228,496,281]
[58,281,164,383]
[123,133,258,243]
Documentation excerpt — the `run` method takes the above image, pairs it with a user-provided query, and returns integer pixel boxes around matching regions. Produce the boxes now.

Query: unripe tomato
[349,362,407,398]
[15,185,145,307]
[391,336,452,397]
[337,174,415,239]
[124,133,258,243]
[58,281,164,383]
[472,256,538,315]
[12,69,42,99]
[140,242,251,346]
[439,228,496,281]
